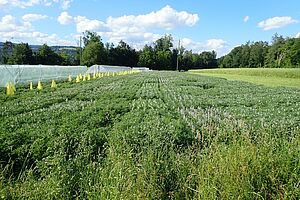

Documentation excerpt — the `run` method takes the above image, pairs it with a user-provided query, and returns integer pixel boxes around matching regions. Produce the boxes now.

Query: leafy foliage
[219,34,300,68]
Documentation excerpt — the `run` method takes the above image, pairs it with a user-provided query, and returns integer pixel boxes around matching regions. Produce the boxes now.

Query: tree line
[4,32,298,69]
[0,31,217,70]
[219,34,300,68]
[0,42,80,66]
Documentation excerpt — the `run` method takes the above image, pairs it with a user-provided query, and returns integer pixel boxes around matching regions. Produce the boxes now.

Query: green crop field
[1,72,300,199]
[190,68,300,88]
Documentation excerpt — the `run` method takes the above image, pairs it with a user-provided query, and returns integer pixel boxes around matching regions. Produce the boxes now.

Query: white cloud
[0,15,33,32]
[22,13,48,22]
[0,0,44,9]
[0,14,74,46]
[68,5,199,33]
[61,0,72,10]
[181,38,228,57]
[106,5,199,31]
[0,0,72,9]
[57,11,73,25]
[67,5,199,49]
[244,16,249,22]
[296,32,300,38]
[74,16,109,32]
[258,16,298,30]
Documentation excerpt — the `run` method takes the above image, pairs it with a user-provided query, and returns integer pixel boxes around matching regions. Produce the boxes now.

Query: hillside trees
[36,44,63,65]
[11,43,34,64]
[219,34,300,68]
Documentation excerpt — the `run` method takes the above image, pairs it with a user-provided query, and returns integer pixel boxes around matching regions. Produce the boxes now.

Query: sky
[0,0,299,57]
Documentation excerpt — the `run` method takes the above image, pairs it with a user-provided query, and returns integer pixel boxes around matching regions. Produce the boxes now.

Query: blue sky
[0,0,299,56]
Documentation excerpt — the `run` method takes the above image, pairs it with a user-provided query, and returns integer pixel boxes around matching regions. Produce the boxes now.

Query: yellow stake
[6,83,14,96]
[76,75,80,83]
[68,75,72,82]
[83,75,86,81]
[37,81,43,90]
[51,80,57,89]
[29,82,33,90]
[87,74,91,81]
[93,73,96,79]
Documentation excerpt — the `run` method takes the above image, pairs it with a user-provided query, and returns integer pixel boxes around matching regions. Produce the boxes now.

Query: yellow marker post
[76,75,80,83]
[87,74,91,81]
[29,82,33,90]
[93,73,96,79]
[6,83,14,96]
[83,75,86,81]
[68,75,72,82]
[51,80,57,89]
[37,81,43,90]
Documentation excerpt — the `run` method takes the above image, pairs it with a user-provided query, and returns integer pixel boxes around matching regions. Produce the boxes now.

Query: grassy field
[0,72,300,199]
[189,68,300,88]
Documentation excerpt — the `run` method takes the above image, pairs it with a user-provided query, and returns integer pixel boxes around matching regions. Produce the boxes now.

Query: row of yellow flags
[5,70,140,96]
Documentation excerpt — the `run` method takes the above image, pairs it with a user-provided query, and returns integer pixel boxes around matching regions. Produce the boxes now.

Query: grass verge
[189,68,300,88]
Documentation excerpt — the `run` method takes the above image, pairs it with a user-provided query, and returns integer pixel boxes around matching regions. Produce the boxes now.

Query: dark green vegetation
[0,32,217,70]
[2,32,300,70]
[219,34,300,68]
[1,72,300,199]
[190,68,300,88]
[0,42,80,66]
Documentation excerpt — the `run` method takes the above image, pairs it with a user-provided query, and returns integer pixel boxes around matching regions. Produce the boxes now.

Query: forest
[1,32,299,69]
[219,34,300,68]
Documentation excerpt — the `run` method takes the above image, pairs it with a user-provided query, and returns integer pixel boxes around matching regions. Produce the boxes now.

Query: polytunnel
[132,67,150,71]
[0,65,87,87]
[86,65,132,74]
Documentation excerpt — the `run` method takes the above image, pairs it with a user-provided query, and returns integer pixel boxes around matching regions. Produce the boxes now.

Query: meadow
[189,68,300,88]
[0,72,299,199]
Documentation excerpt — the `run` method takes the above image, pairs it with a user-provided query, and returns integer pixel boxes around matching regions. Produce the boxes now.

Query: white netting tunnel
[0,65,87,87]
[86,65,132,74]
[132,67,150,71]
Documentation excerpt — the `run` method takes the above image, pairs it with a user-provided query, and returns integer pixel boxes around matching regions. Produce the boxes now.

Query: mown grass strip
[190,68,300,88]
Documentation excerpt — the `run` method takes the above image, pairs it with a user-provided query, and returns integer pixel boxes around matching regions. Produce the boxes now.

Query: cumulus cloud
[0,15,33,32]
[244,16,249,22]
[0,0,73,9]
[106,5,199,31]
[0,0,41,9]
[0,14,74,45]
[296,32,300,38]
[74,16,109,33]
[57,11,73,25]
[64,5,198,33]
[22,13,48,22]
[181,38,228,57]
[65,5,199,48]
[258,16,298,30]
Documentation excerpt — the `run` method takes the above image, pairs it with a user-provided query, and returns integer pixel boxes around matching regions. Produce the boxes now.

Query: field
[189,68,300,88]
[0,72,300,199]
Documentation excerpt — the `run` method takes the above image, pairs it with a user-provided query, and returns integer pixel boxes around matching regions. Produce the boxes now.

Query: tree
[10,43,33,64]
[109,40,138,66]
[154,34,173,51]
[81,31,106,66]
[83,31,101,46]
[138,45,156,68]
[2,41,14,64]
[36,44,62,65]
[82,42,103,66]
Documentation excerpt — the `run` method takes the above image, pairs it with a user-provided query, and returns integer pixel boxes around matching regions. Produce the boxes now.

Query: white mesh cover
[86,65,132,74]
[0,65,87,87]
